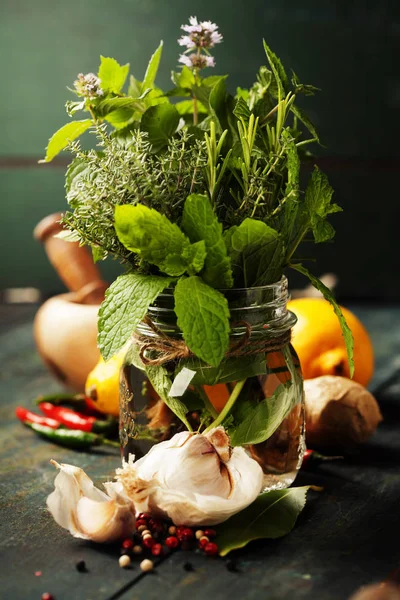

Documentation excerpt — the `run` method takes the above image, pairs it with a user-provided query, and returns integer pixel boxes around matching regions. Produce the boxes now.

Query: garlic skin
[115,426,263,526]
[47,461,136,543]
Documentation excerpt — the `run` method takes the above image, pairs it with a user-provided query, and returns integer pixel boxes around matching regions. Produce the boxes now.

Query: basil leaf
[182,194,233,288]
[98,56,129,94]
[141,104,179,152]
[174,276,230,367]
[40,120,92,163]
[290,263,355,377]
[216,487,310,556]
[98,273,171,361]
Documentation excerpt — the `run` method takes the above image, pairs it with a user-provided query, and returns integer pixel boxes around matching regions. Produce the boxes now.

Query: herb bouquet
[43,18,354,544]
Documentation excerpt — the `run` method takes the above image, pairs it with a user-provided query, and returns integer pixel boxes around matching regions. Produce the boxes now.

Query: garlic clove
[116,428,264,527]
[47,461,136,542]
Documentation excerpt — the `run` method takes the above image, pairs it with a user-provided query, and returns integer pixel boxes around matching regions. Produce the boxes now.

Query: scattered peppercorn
[203,529,216,539]
[41,594,54,600]
[133,545,143,555]
[204,542,218,556]
[168,525,177,535]
[151,543,163,557]
[122,539,133,550]
[198,536,209,548]
[165,536,179,550]
[75,560,87,573]
[183,562,194,572]
[34,571,42,577]
[142,537,155,549]
[195,530,204,540]
[136,519,147,528]
[140,559,154,573]
[177,527,194,542]
[141,529,151,537]
[119,555,131,568]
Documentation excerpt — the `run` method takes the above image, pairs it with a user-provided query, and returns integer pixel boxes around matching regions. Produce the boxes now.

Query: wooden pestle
[33,213,108,304]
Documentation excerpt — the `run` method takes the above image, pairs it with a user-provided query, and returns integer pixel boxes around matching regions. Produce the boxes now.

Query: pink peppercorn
[122,539,133,550]
[165,536,179,550]
[151,543,163,557]
[203,529,216,539]
[142,537,155,549]
[177,527,194,542]
[42,594,54,600]
[135,519,147,529]
[204,542,218,556]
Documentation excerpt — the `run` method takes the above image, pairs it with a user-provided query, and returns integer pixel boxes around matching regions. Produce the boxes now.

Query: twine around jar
[133,316,291,367]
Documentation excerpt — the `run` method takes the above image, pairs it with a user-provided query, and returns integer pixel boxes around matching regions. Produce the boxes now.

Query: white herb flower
[74,72,104,99]
[114,427,264,526]
[178,53,215,69]
[178,16,223,50]
[47,461,136,543]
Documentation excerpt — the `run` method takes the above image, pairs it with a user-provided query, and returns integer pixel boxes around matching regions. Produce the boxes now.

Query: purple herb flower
[178,16,223,50]
[73,73,104,99]
[178,54,216,69]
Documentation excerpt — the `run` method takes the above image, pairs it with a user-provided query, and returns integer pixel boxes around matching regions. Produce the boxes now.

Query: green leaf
[305,166,342,243]
[174,276,230,367]
[280,129,301,245]
[182,194,233,288]
[225,218,285,287]
[216,487,310,556]
[233,97,251,123]
[114,204,206,276]
[141,104,179,152]
[174,100,207,115]
[290,263,355,377]
[98,56,129,94]
[291,104,320,143]
[182,353,266,386]
[97,94,150,116]
[145,365,192,430]
[263,40,290,99]
[209,77,227,124]
[142,41,163,90]
[171,66,196,89]
[97,273,171,361]
[228,375,300,447]
[91,245,107,263]
[40,120,92,162]
[128,75,143,98]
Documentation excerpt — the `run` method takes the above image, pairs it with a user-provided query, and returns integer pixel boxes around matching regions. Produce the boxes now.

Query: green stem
[195,386,218,419]
[204,379,247,433]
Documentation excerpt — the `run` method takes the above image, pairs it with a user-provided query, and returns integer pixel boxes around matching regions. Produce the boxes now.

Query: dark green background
[1,0,399,298]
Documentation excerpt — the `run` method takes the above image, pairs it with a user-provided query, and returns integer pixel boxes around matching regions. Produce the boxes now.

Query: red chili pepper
[15,406,60,429]
[38,402,116,434]
[302,449,343,467]
[39,402,97,432]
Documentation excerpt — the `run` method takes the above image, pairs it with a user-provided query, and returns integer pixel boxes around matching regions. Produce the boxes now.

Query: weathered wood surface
[1,305,399,600]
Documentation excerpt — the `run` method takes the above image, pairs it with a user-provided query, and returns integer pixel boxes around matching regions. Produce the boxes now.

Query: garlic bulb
[115,426,263,526]
[47,461,136,543]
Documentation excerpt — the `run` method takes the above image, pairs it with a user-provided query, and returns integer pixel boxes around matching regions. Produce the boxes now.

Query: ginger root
[349,583,400,600]
[304,375,382,450]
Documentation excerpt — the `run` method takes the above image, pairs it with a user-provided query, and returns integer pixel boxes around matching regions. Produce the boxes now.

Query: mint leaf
[142,41,163,90]
[141,104,179,152]
[291,104,320,143]
[145,365,192,431]
[114,205,206,276]
[263,40,289,99]
[97,94,150,116]
[182,194,233,289]
[290,263,355,377]
[227,350,302,446]
[233,97,251,123]
[305,166,342,243]
[40,120,92,162]
[175,100,207,115]
[216,487,310,556]
[225,218,285,287]
[171,66,196,90]
[98,57,129,94]
[98,273,171,361]
[182,354,266,386]
[174,276,230,367]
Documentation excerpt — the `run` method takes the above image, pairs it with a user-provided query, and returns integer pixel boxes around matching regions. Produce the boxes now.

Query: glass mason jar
[119,276,305,491]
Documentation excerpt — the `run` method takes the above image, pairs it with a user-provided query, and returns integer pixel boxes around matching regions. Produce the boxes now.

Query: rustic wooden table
[1,304,400,600]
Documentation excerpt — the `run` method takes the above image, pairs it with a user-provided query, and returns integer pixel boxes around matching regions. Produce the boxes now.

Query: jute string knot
[133,316,291,367]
